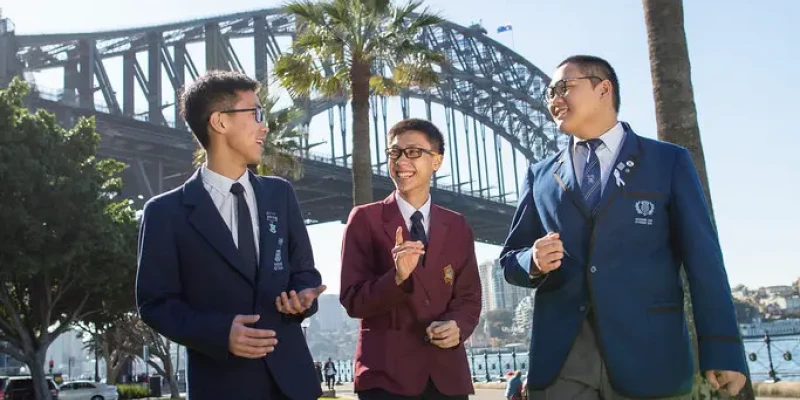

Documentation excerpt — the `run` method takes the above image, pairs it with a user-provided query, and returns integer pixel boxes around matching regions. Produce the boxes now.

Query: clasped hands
[228,285,326,359]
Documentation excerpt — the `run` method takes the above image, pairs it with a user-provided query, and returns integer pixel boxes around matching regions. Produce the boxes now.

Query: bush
[117,383,150,399]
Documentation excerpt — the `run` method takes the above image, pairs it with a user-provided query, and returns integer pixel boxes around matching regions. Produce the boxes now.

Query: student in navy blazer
[136,71,326,400]
[499,56,747,399]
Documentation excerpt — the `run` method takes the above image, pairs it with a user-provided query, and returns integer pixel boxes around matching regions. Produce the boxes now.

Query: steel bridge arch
[12,7,563,165]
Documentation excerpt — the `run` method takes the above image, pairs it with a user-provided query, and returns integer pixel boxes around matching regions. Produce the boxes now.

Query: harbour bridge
[0,9,565,245]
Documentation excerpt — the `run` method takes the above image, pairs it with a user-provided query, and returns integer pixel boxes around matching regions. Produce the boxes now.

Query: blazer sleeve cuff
[698,336,747,375]
[204,312,237,361]
[377,267,414,298]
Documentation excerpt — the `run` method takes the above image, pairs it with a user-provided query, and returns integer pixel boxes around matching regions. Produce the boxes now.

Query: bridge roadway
[27,97,517,245]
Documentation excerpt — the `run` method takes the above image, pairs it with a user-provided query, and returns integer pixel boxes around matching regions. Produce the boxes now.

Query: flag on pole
[497,24,513,33]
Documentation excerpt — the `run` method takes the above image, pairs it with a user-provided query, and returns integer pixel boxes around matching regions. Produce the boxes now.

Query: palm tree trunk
[350,59,373,206]
[642,1,754,399]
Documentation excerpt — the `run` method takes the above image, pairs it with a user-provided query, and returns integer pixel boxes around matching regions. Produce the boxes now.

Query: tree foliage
[0,77,138,400]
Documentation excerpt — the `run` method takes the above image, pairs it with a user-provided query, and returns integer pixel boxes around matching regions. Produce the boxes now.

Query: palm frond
[285,0,329,26]
[369,75,402,96]
[273,53,327,98]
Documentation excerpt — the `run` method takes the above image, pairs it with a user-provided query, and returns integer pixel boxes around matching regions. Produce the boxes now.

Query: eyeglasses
[385,147,439,159]
[218,106,265,124]
[545,76,603,103]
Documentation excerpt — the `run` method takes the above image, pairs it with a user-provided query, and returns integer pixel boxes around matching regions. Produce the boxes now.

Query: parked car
[1,376,59,400]
[58,381,118,400]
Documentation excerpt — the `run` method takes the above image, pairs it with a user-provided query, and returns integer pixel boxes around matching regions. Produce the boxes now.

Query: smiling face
[547,61,615,138]
[387,130,442,197]
[208,90,268,166]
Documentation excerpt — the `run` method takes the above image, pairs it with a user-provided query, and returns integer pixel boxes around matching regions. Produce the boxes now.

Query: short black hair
[179,70,260,149]
[557,55,620,112]
[387,118,445,155]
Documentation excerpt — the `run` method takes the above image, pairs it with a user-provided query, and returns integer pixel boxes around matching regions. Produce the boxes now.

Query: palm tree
[274,0,445,206]
[642,1,754,398]
[193,94,310,179]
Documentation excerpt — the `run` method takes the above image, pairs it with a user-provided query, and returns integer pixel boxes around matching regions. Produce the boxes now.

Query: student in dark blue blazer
[500,55,747,399]
[136,70,326,400]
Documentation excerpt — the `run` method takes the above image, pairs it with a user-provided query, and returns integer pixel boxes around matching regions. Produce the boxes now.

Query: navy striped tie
[579,139,604,213]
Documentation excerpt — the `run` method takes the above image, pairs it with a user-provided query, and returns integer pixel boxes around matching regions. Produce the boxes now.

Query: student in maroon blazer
[340,118,482,400]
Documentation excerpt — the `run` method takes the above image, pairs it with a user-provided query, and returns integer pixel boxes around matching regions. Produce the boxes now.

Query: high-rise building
[478,259,533,314]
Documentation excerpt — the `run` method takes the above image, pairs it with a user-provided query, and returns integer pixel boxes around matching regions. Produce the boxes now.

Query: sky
[4,0,798,291]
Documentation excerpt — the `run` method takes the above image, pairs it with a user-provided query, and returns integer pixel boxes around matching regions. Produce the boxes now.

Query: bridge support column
[0,19,21,87]
[205,23,227,71]
[147,32,163,124]
[253,17,268,84]
[78,39,95,109]
[123,51,135,116]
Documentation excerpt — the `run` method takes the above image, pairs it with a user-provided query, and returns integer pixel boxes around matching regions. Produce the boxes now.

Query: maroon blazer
[339,192,482,396]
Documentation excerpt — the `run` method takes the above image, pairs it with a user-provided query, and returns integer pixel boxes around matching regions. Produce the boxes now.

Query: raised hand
[392,226,425,285]
[275,285,327,314]
[532,232,564,274]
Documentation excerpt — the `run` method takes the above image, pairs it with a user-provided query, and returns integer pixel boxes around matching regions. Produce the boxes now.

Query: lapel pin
[626,160,635,168]
[613,169,626,187]
[616,162,625,170]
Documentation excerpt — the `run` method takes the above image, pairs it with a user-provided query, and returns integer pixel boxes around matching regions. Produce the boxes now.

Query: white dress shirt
[572,122,626,194]
[395,191,431,237]
[201,166,260,259]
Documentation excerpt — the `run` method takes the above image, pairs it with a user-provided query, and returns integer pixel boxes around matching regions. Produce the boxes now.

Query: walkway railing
[324,333,799,384]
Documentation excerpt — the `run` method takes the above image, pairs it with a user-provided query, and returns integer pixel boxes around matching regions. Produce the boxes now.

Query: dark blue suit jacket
[500,123,746,398]
[136,169,322,400]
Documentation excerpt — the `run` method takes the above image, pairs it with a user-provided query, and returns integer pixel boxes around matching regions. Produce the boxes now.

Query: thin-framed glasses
[218,106,265,124]
[545,76,603,103]
[385,147,439,159]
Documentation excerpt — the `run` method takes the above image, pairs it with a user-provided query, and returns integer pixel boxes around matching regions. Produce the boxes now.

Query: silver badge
[634,200,655,226]
[266,213,278,234]
[273,238,284,271]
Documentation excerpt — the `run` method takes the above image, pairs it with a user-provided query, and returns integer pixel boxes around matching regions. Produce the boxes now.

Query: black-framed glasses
[385,147,439,159]
[545,76,604,103]
[218,106,265,124]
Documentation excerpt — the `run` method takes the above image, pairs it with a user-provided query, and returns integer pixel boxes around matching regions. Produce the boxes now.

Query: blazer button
[579,305,587,312]
[424,299,430,306]
[590,266,597,273]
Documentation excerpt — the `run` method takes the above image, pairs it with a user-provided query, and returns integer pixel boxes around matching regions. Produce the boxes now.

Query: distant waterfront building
[740,318,800,336]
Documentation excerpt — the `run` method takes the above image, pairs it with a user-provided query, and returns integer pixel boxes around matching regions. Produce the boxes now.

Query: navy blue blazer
[500,123,746,398]
[136,169,322,400]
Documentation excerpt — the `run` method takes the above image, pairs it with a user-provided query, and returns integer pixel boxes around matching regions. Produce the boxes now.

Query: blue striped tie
[579,139,604,213]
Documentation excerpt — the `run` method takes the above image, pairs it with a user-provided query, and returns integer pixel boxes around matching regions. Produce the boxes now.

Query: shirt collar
[572,121,625,154]
[394,191,431,223]
[201,165,252,196]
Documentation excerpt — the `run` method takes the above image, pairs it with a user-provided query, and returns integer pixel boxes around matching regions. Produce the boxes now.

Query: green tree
[484,309,513,338]
[642,1,753,398]
[732,299,761,324]
[0,77,138,400]
[193,94,311,179]
[274,0,445,206]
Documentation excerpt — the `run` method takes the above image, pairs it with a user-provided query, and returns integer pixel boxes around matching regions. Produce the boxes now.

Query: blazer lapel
[553,142,591,219]
[249,172,273,274]
[183,169,255,287]
[420,205,450,285]
[594,123,643,220]
[382,193,409,247]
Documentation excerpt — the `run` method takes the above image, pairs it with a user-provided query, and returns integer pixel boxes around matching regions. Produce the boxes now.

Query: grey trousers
[528,318,692,400]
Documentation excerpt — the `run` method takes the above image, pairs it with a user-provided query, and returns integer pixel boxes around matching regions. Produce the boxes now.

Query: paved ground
[329,383,798,400]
